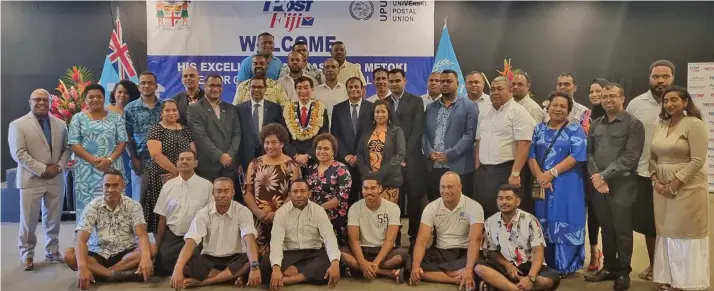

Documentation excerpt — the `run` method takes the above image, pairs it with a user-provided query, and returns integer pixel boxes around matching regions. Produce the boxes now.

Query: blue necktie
[351,104,359,134]
[41,118,52,151]
[252,103,261,134]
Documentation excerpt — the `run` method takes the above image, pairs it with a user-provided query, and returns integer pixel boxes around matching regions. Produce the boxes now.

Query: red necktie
[300,106,308,127]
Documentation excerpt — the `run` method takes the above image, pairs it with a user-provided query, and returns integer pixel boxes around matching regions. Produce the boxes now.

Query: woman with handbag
[527,91,588,278]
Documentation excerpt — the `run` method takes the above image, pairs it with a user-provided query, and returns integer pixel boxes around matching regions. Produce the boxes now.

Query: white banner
[687,62,714,191]
[147,0,435,100]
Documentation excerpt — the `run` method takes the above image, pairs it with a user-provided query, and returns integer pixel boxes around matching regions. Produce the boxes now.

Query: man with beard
[172,66,204,124]
[421,72,442,110]
[125,71,163,201]
[542,73,591,125]
[331,77,374,205]
[512,72,544,122]
[237,32,282,82]
[366,68,391,102]
[315,58,348,121]
[234,55,289,107]
[474,76,536,217]
[385,68,426,250]
[585,83,644,290]
[625,59,675,282]
[331,41,366,86]
[153,150,213,276]
[423,69,478,200]
[278,52,318,102]
[188,74,242,185]
[10,88,71,270]
[475,184,561,291]
[279,41,324,85]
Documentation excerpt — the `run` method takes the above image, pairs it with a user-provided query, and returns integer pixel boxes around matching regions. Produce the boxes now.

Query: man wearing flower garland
[283,76,329,168]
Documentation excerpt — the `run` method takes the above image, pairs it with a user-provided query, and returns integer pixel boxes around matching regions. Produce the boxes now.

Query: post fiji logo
[156,1,190,30]
[693,93,705,98]
[689,65,700,72]
[264,0,315,32]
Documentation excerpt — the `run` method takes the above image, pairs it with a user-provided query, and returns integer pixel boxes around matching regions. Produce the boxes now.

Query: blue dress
[68,111,128,218]
[528,122,587,274]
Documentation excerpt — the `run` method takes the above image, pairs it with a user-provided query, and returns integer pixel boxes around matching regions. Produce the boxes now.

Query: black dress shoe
[613,275,630,290]
[584,269,616,282]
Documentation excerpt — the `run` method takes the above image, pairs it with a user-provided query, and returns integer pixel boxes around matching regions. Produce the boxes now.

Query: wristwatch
[529,275,537,283]
[549,168,559,178]
[107,156,113,163]
[511,172,520,177]
[250,261,260,270]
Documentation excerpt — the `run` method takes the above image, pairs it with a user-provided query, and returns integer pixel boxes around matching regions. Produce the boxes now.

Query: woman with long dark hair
[650,86,708,291]
[585,78,608,271]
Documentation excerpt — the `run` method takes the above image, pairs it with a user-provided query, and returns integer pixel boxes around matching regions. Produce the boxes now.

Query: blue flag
[432,20,466,97]
[98,56,121,105]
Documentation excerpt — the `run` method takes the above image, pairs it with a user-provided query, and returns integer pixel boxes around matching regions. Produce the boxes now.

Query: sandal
[587,249,602,271]
[638,266,653,281]
[559,272,578,279]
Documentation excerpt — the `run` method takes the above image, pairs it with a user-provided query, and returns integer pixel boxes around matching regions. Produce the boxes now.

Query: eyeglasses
[31,98,50,103]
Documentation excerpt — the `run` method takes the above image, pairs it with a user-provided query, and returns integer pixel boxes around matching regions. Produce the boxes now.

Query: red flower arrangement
[50,66,94,125]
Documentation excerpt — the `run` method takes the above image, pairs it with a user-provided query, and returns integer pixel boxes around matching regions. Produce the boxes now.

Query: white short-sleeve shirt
[184,201,257,257]
[420,194,485,249]
[477,98,536,165]
[154,174,213,235]
[314,83,348,122]
[347,198,402,248]
[626,91,661,177]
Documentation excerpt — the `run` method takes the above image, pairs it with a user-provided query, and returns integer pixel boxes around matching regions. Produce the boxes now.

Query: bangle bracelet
[669,185,678,195]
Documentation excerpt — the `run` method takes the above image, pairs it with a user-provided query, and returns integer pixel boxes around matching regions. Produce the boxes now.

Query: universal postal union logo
[156,0,190,30]
[350,1,374,21]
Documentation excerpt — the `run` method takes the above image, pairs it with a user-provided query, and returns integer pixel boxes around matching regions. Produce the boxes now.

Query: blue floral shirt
[124,98,162,157]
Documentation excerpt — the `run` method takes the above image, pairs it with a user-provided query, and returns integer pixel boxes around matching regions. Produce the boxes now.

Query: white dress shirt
[421,194,485,249]
[251,99,266,132]
[153,174,213,235]
[543,100,590,124]
[184,201,257,257]
[517,94,544,123]
[314,83,348,122]
[270,201,341,266]
[347,198,401,248]
[347,98,364,121]
[477,98,536,165]
[470,93,492,117]
[367,91,392,103]
[421,93,441,110]
[626,90,661,177]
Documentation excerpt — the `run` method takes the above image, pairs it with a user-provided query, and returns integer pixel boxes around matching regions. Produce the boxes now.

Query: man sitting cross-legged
[63,170,156,290]
[408,171,484,290]
[265,179,341,291]
[340,174,409,282]
[153,150,213,276]
[170,177,261,289]
[475,184,561,291]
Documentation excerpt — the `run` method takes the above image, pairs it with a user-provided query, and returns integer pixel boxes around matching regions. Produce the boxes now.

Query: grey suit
[187,98,241,182]
[8,112,71,260]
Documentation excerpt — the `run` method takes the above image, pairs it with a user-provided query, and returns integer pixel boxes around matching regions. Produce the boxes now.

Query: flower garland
[283,101,324,141]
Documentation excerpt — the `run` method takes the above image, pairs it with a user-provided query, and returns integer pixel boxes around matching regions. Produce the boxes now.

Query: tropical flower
[50,65,95,125]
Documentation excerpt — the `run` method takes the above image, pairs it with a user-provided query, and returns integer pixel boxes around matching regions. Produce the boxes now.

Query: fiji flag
[99,8,139,105]
[431,18,466,97]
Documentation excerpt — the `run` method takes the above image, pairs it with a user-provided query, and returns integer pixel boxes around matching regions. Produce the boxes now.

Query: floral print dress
[244,156,301,255]
[306,160,352,246]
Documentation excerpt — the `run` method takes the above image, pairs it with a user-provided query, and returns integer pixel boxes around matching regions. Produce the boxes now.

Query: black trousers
[403,156,427,246]
[591,175,636,277]
[473,161,531,218]
[346,165,362,207]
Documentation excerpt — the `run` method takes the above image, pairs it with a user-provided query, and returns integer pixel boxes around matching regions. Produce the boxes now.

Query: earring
[683,110,688,116]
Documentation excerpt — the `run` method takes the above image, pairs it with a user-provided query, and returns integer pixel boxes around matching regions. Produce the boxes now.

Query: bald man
[408,172,484,289]
[172,66,204,124]
[314,58,348,122]
[8,89,71,270]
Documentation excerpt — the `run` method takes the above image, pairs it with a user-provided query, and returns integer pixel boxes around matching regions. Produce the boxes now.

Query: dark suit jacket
[172,88,205,125]
[357,124,406,188]
[286,101,329,160]
[235,99,286,170]
[387,92,425,162]
[330,99,374,163]
[422,97,479,175]
[187,98,241,175]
